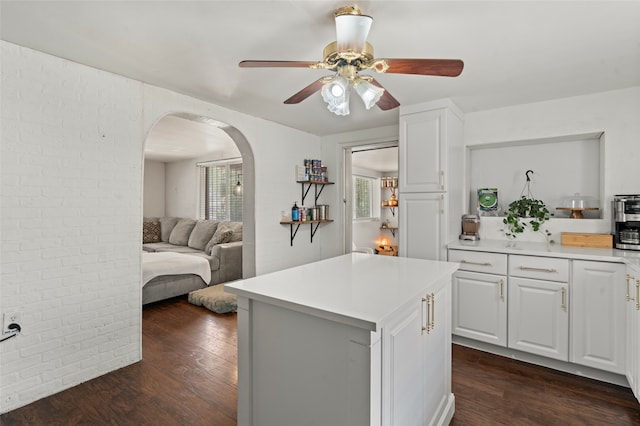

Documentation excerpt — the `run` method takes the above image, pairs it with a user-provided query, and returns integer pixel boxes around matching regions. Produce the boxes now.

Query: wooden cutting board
[560,232,613,248]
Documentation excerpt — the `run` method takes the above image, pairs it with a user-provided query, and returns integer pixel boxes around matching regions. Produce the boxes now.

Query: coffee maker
[613,195,640,250]
[459,214,481,241]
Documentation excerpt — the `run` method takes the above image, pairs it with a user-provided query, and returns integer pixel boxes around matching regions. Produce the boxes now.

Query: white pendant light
[321,75,350,115]
[354,80,384,110]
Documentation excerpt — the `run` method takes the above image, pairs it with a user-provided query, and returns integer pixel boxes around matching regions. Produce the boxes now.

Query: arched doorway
[143,113,256,282]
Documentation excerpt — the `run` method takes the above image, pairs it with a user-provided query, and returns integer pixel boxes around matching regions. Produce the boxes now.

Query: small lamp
[235,173,243,195]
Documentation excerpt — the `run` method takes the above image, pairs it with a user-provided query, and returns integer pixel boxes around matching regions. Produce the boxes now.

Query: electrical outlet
[3,312,22,333]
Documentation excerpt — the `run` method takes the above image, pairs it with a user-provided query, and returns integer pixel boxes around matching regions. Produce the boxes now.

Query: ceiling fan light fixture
[321,75,350,115]
[354,79,384,110]
[335,12,372,57]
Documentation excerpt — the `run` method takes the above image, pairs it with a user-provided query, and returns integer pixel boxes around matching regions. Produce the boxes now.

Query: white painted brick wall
[0,41,144,413]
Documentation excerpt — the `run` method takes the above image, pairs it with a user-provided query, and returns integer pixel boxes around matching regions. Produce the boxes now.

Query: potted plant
[502,170,553,242]
[503,196,553,241]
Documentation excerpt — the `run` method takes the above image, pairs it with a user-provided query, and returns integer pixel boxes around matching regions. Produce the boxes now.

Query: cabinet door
[508,277,569,361]
[382,281,450,426]
[399,109,445,193]
[452,271,507,346]
[382,298,425,426]
[625,267,640,402]
[423,284,451,426]
[572,261,626,374]
[399,192,446,261]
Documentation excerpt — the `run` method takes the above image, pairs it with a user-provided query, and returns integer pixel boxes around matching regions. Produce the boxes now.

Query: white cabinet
[449,249,508,346]
[625,264,640,402]
[399,192,446,261]
[508,277,569,361]
[450,250,569,359]
[382,284,451,426]
[572,260,626,374]
[399,101,463,261]
[508,255,570,361]
[399,109,446,193]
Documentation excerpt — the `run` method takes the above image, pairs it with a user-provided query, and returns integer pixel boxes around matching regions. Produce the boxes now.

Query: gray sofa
[142,217,243,303]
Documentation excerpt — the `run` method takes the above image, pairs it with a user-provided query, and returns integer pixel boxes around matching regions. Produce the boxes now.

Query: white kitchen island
[225,253,459,426]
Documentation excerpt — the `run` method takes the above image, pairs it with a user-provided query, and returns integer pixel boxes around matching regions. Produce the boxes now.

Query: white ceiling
[143,115,236,162]
[2,1,639,140]
[352,146,398,173]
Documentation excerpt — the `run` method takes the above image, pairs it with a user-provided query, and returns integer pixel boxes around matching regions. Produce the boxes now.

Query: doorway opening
[142,113,256,301]
[344,142,399,255]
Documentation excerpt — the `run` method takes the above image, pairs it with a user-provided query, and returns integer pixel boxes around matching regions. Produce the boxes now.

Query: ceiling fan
[239,6,464,116]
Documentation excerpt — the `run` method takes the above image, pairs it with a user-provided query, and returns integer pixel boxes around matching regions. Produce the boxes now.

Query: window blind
[199,162,243,221]
[353,175,373,219]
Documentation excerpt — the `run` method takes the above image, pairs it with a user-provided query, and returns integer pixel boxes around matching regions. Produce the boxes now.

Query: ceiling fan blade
[382,59,464,77]
[370,79,400,111]
[239,60,321,69]
[283,79,325,104]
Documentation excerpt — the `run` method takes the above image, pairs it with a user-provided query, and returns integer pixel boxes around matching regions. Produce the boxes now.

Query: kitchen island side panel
[247,299,376,426]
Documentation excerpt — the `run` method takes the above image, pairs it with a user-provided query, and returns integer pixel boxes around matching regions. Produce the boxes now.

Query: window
[199,161,243,221]
[353,175,374,219]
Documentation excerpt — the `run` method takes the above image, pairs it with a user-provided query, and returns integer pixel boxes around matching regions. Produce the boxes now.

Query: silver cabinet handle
[499,279,504,301]
[636,279,640,311]
[626,274,634,301]
[421,297,427,333]
[430,292,435,331]
[561,287,567,310]
[518,266,557,273]
[439,170,445,190]
[460,260,492,266]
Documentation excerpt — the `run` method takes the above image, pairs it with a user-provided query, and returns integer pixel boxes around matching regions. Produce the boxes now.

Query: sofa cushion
[143,242,176,252]
[154,245,202,254]
[188,220,219,250]
[169,219,197,246]
[205,229,234,254]
[216,221,243,243]
[143,221,161,243]
[186,251,220,271]
[159,217,180,242]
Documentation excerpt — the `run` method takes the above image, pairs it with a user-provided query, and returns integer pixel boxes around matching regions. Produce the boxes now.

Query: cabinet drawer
[448,250,507,275]
[509,255,569,282]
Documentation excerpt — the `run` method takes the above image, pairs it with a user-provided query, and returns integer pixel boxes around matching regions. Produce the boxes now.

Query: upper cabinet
[399,100,464,194]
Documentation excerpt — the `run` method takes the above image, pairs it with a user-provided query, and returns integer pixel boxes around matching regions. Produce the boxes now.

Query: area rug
[188,284,237,314]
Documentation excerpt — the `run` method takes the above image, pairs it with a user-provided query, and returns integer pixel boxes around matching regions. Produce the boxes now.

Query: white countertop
[225,253,459,332]
[448,239,640,267]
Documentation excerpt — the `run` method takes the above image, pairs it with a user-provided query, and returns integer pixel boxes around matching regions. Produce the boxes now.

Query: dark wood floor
[2,296,639,425]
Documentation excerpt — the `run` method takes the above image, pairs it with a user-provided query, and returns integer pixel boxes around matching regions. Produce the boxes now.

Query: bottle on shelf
[291,202,300,221]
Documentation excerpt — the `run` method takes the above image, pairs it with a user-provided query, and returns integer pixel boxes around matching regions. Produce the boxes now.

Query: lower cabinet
[572,260,626,374]
[450,249,631,381]
[626,264,640,402]
[382,282,451,426]
[452,270,507,346]
[508,277,569,361]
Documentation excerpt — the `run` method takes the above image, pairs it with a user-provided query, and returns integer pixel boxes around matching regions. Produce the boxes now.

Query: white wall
[464,87,640,242]
[0,41,322,413]
[143,160,166,217]
[164,147,241,219]
[1,41,144,412]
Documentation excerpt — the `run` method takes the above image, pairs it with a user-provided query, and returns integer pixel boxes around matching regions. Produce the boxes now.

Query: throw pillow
[142,221,161,243]
[168,218,197,246]
[216,221,243,243]
[205,229,234,254]
[159,217,180,242]
[188,220,219,250]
